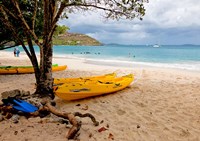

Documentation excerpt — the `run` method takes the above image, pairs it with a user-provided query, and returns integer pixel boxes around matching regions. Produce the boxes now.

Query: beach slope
[0,51,200,141]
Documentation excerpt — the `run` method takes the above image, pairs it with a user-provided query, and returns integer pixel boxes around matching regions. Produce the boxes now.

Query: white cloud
[144,0,200,28]
[59,0,200,45]
[87,30,150,44]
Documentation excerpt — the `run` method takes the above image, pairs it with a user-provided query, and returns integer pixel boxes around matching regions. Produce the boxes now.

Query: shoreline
[1,50,200,73]
[1,50,200,141]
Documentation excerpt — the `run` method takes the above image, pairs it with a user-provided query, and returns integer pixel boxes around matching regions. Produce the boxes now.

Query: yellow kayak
[0,65,67,74]
[54,74,134,100]
[54,72,116,85]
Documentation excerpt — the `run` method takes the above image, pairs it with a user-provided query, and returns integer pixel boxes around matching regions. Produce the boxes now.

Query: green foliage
[54,25,70,37]
[53,39,78,46]
[0,0,43,48]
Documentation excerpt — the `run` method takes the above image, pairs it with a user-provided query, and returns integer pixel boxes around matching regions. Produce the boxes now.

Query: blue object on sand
[12,99,38,113]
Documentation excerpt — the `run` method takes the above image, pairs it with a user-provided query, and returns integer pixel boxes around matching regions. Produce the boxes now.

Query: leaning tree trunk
[35,41,54,99]
[33,0,56,99]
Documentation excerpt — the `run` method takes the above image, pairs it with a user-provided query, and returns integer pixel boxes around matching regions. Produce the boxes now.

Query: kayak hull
[0,65,67,74]
[54,74,134,100]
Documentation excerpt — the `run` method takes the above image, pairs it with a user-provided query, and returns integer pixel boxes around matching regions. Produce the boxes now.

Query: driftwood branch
[45,102,81,139]
[74,112,99,126]
[29,101,99,139]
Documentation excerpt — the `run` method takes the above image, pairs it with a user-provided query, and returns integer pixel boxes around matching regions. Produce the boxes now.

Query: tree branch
[25,33,40,75]
[48,2,66,44]
[0,7,31,58]
[31,0,38,31]
[10,0,42,48]
[0,4,18,20]
[64,0,145,19]
[0,44,19,50]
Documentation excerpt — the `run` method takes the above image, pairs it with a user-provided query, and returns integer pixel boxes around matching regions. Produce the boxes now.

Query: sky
[59,0,200,45]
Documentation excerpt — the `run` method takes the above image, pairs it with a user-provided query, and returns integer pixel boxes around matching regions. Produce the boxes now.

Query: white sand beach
[0,51,200,141]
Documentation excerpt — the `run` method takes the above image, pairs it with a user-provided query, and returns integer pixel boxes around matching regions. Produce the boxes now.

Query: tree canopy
[0,0,43,49]
[0,0,148,48]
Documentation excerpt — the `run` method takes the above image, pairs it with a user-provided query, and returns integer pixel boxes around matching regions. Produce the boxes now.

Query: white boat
[153,44,160,48]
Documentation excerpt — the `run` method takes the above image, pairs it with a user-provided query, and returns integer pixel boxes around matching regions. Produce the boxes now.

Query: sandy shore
[0,51,200,141]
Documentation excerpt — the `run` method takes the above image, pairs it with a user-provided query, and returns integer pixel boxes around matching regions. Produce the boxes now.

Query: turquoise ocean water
[8,44,200,71]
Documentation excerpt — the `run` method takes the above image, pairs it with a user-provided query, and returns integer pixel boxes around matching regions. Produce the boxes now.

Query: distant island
[181,44,198,46]
[53,32,102,46]
[1,32,102,48]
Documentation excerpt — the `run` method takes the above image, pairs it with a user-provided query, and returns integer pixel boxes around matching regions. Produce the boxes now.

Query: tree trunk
[33,0,55,99]
[35,41,54,99]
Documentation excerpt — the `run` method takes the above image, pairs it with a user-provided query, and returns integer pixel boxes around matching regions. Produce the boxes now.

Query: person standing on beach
[14,48,17,57]
[15,48,20,57]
